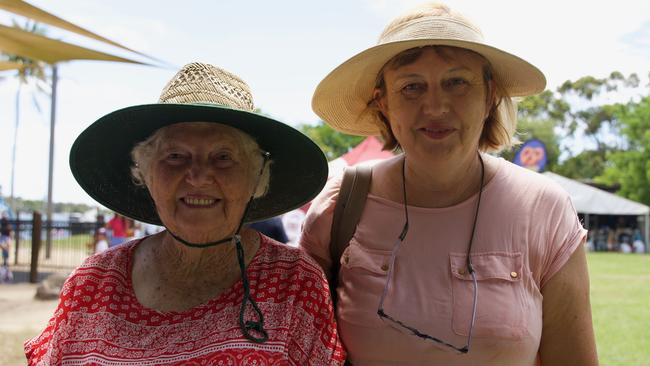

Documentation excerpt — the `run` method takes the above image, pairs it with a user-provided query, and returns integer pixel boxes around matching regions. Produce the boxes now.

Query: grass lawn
[53,233,93,252]
[588,252,650,366]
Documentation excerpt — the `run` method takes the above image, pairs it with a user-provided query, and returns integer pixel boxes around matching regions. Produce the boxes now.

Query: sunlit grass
[588,252,650,366]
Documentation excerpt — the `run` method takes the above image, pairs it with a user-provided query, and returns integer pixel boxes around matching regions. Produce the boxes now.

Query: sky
[1,0,649,208]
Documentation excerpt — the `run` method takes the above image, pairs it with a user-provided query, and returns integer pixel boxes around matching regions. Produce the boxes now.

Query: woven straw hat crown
[377,3,484,45]
[159,62,255,111]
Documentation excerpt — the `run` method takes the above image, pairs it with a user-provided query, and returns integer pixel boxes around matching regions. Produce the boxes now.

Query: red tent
[287,137,394,242]
[329,136,393,178]
[341,136,393,165]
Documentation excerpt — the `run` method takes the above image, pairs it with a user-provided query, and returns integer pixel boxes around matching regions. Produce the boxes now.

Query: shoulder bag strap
[329,164,372,306]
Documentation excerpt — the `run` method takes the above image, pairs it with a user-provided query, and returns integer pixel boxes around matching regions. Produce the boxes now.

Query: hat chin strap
[158,151,271,343]
[166,230,234,248]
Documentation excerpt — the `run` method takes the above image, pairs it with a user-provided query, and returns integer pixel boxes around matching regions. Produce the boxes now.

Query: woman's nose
[421,86,450,117]
[186,160,216,186]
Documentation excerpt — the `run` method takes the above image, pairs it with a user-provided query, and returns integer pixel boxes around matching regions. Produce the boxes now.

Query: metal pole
[45,64,58,259]
[643,214,650,253]
[10,84,21,215]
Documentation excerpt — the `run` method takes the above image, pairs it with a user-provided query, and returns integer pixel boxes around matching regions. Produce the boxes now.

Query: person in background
[94,228,109,254]
[105,213,128,247]
[1,212,12,267]
[248,216,289,243]
[0,212,13,282]
[632,229,645,253]
[282,209,307,247]
[302,3,597,365]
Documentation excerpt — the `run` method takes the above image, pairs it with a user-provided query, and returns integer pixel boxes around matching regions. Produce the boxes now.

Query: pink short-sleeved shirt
[300,155,586,366]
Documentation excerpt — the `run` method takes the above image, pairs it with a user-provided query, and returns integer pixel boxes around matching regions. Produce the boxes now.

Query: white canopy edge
[543,172,650,215]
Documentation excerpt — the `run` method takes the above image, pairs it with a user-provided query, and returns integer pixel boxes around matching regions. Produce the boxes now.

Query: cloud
[621,21,650,57]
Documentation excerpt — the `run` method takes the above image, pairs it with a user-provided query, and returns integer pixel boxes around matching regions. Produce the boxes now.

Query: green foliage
[2,20,49,91]
[517,90,570,122]
[1,195,98,214]
[599,97,650,205]
[512,71,644,181]
[298,121,365,160]
[555,150,608,180]
[554,72,638,149]
[558,72,638,100]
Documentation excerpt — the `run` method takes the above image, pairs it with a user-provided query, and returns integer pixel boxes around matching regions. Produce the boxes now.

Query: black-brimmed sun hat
[70,62,328,225]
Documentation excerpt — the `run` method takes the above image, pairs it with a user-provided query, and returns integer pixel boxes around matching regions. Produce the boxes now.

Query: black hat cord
[162,151,271,343]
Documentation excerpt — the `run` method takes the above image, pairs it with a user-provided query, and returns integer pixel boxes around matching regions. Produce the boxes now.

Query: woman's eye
[215,152,231,160]
[400,83,426,98]
[165,152,188,163]
[444,77,470,92]
[213,152,235,167]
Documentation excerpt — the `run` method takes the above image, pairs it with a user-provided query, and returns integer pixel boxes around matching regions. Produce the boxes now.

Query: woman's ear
[485,79,496,120]
[373,88,389,118]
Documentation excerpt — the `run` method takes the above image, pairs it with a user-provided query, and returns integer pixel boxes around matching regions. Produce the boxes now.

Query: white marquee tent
[543,172,650,246]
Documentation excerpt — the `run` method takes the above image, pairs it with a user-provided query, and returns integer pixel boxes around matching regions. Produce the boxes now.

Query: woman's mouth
[181,197,219,208]
[420,127,455,140]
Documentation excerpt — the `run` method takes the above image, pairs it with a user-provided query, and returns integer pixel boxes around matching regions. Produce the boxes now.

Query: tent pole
[643,213,650,253]
[45,64,58,259]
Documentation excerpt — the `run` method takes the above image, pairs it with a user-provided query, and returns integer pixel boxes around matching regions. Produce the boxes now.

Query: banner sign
[514,139,547,172]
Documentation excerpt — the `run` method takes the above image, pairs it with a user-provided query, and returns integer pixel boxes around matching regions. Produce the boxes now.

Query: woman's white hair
[130,122,271,198]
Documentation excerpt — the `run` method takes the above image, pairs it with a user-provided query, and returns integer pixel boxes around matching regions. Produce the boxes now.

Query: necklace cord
[466,153,485,274]
[400,157,409,240]
[400,152,485,272]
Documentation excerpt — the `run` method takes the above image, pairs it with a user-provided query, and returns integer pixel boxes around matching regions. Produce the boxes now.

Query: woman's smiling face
[376,47,493,165]
[147,122,260,243]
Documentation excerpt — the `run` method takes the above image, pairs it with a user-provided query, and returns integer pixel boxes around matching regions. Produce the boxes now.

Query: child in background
[94,228,109,254]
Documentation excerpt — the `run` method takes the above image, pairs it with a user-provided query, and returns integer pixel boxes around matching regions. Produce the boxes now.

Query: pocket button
[510,271,518,278]
[458,268,466,275]
[381,264,389,272]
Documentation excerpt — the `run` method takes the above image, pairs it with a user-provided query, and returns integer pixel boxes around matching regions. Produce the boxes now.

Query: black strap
[329,165,372,306]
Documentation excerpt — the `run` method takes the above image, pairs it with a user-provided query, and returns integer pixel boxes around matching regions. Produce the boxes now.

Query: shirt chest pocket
[450,252,528,339]
[337,240,392,328]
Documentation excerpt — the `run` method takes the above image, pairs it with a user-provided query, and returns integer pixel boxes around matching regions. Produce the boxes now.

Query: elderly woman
[301,3,598,366]
[25,63,345,365]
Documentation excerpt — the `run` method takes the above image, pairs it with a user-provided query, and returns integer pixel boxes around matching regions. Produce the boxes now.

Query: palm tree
[1,20,50,215]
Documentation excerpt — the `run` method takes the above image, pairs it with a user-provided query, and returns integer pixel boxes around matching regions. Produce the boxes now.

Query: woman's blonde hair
[130,122,271,198]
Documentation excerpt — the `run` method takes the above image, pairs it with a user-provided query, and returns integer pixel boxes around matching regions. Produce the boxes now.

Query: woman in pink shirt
[302,3,598,365]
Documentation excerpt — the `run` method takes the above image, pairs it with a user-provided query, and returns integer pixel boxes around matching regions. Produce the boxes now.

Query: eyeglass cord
[378,151,484,353]
[160,151,271,343]
[397,152,484,271]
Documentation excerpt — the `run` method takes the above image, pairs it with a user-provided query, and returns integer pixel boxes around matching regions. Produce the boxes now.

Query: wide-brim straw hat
[312,3,547,136]
[70,62,328,225]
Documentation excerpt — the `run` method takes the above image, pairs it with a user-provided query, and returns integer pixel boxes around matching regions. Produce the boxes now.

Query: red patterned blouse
[25,235,346,365]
